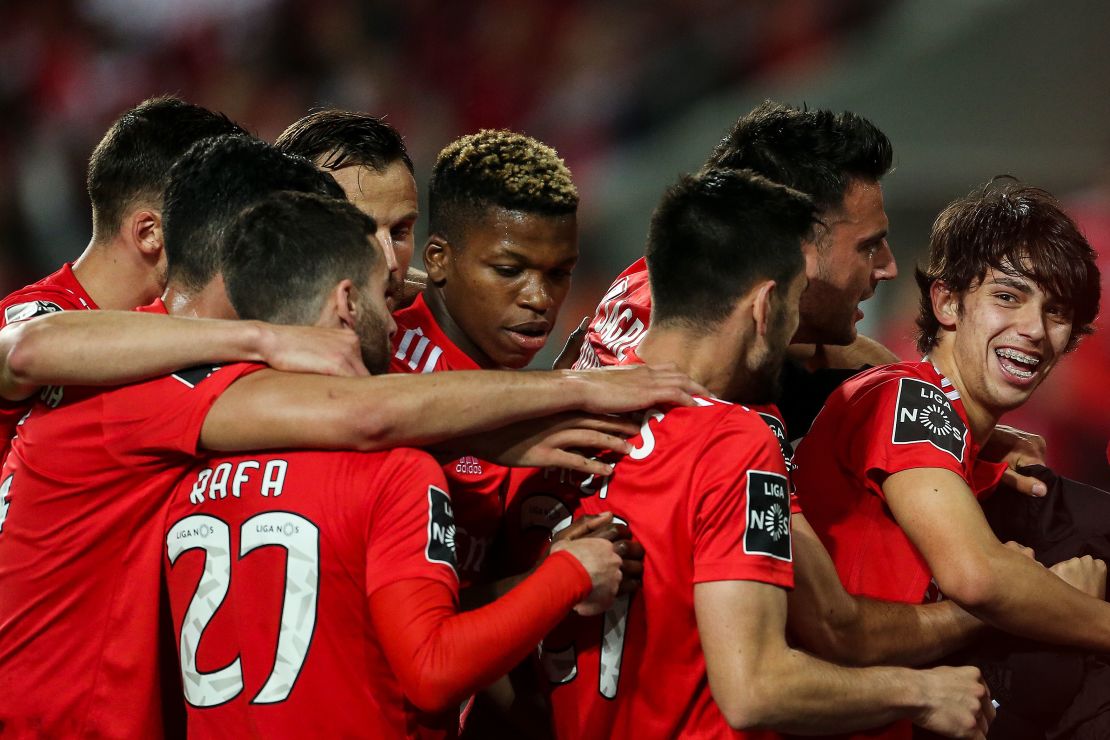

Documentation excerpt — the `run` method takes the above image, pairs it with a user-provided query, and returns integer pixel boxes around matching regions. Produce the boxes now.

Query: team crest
[891,378,967,462]
[744,470,792,561]
[426,486,457,570]
[4,300,62,325]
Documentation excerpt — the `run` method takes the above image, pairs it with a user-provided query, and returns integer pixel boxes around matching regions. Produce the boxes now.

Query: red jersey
[163,446,458,739]
[390,293,508,586]
[0,358,259,738]
[0,263,98,460]
[793,361,1007,606]
[543,395,792,740]
[574,257,650,370]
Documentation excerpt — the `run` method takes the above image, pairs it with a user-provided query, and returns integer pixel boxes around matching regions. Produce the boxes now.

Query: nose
[873,241,898,281]
[1015,302,1047,343]
[377,228,400,277]
[519,275,553,314]
[386,313,398,341]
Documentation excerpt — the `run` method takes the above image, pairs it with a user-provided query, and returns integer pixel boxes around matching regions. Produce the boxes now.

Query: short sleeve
[691,409,794,588]
[364,448,459,599]
[846,377,971,499]
[100,362,264,464]
[0,292,81,327]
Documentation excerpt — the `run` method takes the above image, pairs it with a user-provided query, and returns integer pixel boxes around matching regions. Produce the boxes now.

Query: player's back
[0,362,256,738]
[163,445,457,739]
[520,399,791,740]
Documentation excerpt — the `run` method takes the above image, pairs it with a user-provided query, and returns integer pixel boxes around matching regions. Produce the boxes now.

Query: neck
[71,237,162,310]
[162,275,234,320]
[423,286,497,369]
[636,323,745,398]
[927,341,999,443]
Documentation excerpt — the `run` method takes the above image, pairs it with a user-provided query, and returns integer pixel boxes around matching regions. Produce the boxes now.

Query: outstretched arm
[200,364,704,473]
[0,310,367,400]
[697,579,992,736]
[787,513,983,667]
[885,467,1110,650]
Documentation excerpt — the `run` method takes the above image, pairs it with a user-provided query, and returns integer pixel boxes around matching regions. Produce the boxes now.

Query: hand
[1050,555,1107,599]
[552,514,644,596]
[564,364,708,414]
[552,536,622,617]
[472,412,640,477]
[258,323,369,377]
[981,425,1048,497]
[912,665,993,739]
[552,317,590,370]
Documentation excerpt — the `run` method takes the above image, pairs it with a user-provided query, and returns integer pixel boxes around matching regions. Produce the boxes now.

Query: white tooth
[996,348,1039,365]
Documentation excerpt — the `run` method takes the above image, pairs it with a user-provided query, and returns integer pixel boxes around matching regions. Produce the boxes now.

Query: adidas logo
[455,456,484,476]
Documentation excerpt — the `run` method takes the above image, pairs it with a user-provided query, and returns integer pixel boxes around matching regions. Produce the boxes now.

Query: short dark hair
[87,96,245,236]
[647,168,817,329]
[706,101,892,213]
[915,177,1101,354]
[223,192,379,325]
[275,109,413,174]
[162,135,344,292]
[428,129,578,241]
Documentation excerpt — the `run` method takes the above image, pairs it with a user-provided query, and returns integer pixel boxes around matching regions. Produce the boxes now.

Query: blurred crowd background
[1,0,1107,484]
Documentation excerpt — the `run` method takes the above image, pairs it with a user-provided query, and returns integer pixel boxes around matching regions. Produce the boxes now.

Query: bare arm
[696,579,991,736]
[884,467,1110,651]
[0,310,367,400]
[787,513,984,667]
[200,365,704,466]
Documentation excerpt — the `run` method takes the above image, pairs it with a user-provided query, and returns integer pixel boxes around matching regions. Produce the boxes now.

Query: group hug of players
[0,96,1104,740]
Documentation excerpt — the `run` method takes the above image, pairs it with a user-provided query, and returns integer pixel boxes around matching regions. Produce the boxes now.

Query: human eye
[993,290,1019,304]
[492,265,522,278]
[391,224,412,241]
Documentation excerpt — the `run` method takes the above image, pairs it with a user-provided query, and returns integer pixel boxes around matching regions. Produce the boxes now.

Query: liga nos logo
[426,486,458,570]
[4,300,62,325]
[744,470,791,561]
[891,378,967,462]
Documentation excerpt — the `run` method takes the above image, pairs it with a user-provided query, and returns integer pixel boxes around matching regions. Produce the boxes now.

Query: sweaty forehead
[331,163,418,222]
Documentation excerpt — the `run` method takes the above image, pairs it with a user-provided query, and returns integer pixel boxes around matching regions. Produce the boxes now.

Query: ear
[318,278,357,329]
[930,280,959,331]
[129,209,163,261]
[423,235,453,286]
[750,280,777,338]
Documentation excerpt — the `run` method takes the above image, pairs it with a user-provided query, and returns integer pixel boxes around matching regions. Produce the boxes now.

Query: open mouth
[995,347,1041,381]
[504,324,550,352]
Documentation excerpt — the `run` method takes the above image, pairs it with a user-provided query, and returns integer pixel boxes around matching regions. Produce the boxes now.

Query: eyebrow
[491,248,578,266]
[859,229,888,245]
[989,276,1034,294]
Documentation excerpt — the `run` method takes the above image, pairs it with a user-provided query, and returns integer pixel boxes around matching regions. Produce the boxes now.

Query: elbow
[401,675,461,715]
[716,683,778,732]
[2,323,43,396]
[934,558,999,612]
[337,402,398,452]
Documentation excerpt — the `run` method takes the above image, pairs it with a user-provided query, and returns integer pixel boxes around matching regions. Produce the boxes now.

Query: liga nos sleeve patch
[425,485,458,570]
[891,377,967,462]
[744,470,792,561]
[4,300,63,324]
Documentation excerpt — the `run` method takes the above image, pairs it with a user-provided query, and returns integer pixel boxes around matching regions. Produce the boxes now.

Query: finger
[1001,468,1047,497]
[622,539,645,561]
[555,513,613,543]
[549,414,641,438]
[545,450,615,477]
[620,560,643,579]
[549,429,632,455]
[618,578,642,595]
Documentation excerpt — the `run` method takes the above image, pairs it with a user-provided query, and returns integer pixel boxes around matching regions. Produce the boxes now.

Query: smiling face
[794,178,896,345]
[935,266,1073,418]
[424,207,578,369]
[329,161,419,296]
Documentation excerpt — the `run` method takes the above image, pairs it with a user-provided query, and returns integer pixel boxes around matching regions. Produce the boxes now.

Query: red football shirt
[793,361,1007,606]
[0,263,98,460]
[0,359,260,738]
[574,257,650,370]
[537,393,793,740]
[390,293,508,587]
[163,446,458,739]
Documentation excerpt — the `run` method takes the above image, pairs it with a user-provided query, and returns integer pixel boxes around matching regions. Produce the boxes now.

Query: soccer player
[275,108,425,302]
[537,168,992,739]
[792,179,1107,739]
[0,135,698,738]
[390,129,579,588]
[0,97,249,456]
[163,191,626,739]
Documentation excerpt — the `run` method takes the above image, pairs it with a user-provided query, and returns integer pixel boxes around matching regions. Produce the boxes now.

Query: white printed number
[0,474,12,534]
[166,512,320,707]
